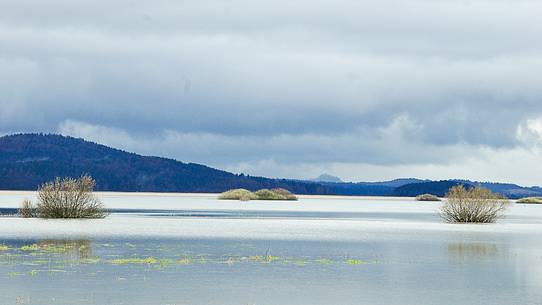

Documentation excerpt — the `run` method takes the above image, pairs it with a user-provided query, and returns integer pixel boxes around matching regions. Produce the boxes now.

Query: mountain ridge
[0,133,331,194]
[0,133,539,199]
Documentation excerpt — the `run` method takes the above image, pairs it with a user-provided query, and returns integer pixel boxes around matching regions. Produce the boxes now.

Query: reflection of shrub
[516,197,542,204]
[415,194,441,201]
[22,240,93,259]
[218,189,258,200]
[218,188,297,201]
[22,175,107,219]
[441,185,509,223]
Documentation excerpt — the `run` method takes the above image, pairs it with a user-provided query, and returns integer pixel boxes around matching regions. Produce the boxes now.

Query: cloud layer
[2,0,542,184]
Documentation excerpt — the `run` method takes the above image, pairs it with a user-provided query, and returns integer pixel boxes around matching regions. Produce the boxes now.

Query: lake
[0,192,541,305]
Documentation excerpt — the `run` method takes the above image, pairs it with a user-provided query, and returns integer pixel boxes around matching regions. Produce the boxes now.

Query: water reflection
[0,239,94,266]
[1,237,541,305]
[447,242,499,262]
[33,239,93,259]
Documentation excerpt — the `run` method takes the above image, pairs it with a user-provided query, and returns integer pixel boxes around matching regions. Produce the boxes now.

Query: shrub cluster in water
[440,185,509,223]
[219,188,297,201]
[19,175,108,219]
[415,194,441,201]
[516,197,542,204]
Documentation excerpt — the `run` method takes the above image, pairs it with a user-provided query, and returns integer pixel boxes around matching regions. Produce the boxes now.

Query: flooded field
[0,192,541,305]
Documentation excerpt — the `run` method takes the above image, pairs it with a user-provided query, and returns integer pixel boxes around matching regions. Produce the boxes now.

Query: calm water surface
[0,192,541,305]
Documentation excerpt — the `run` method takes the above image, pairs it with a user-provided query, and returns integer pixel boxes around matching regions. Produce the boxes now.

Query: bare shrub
[441,185,509,223]
[36,175,108,219]
[415,194,441,201]
[19,199,36,218]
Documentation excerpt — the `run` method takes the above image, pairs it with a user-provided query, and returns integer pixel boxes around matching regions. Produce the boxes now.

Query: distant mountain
[313,178,428,196]
[312,174,343,183]
[454,180,542,199]
[0,134,332,194]
[0,134,540,198]
[356,178,428,188]
[392,180,473,197]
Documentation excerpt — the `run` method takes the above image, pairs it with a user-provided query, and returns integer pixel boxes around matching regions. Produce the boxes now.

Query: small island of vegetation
[516,197,542,204]
[219,188,298,201]
[19,175,108,219]
[415,194,441,201]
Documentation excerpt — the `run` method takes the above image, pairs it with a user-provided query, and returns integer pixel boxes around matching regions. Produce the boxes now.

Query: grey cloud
[2,0,542,182]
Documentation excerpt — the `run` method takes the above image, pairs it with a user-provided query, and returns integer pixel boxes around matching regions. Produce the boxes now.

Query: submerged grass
[346,259,364,265]
[2,241,377,279]
[110,257,158,265]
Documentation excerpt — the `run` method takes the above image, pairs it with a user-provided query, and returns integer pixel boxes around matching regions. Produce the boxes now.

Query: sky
[1,0,542,185]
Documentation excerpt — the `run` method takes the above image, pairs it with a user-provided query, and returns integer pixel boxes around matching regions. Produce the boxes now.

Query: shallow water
[1,192,541,305]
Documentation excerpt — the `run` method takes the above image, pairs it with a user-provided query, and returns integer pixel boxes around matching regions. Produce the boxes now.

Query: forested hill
[0,134,331,194]
[0,134,540,198]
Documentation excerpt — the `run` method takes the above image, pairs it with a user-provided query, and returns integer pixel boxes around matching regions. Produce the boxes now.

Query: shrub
[29,175,108,219]
[516,197,542,204]
[415,194,441,201]
[19,199,36,218]
[440,185,509,223]
[218,188,298,201]
[254,189,286,200]
[271,188,298,200]
[218,189,257,200]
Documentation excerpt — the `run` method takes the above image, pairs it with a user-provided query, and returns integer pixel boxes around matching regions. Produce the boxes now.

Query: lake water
[0,192,541,305]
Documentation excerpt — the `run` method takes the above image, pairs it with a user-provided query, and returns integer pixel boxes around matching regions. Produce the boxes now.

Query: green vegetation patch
[415,194,441,201]
[516,197,542,204]
[218,189,258,201]
[219,188,298,201]
[110,257,158,265]
[346,259,364,265]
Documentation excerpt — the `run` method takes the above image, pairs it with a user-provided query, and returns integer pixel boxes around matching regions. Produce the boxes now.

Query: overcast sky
[1,0,542,185]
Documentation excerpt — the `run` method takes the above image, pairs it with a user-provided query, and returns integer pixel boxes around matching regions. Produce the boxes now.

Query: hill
[0,133,540,198]
[0,134,331,194]
[392,180,473,197]
[454,180,542,199]
[312,174,343,183]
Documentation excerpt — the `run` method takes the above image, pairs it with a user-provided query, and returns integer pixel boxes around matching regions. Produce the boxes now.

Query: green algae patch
[157,259,173,269]
[0,245,9,251]
[110,257,158,265]
[20,244,40,251]
[249,255,263,261]
[28,269,39,277]
[223,257,238,265]
[316,258,333,265]
[178,257,192,265]
[283,259,308,266]
[248,255,279,263]
[80,258,101,265]
[346,259,364,265]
